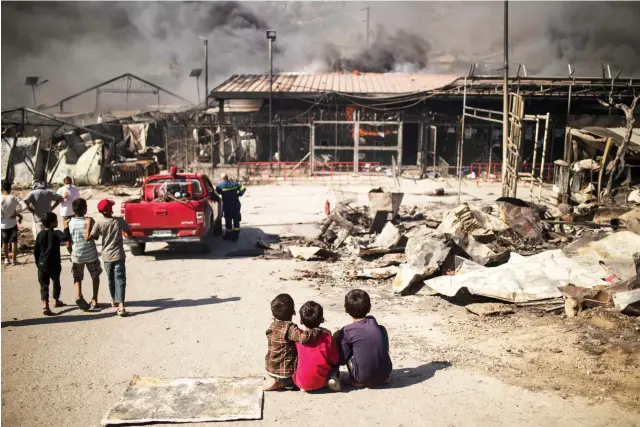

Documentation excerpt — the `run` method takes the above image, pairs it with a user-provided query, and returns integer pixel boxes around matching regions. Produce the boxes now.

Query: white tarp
[421,232,640,303]
[421,250,608,302]
[73,142,102,186]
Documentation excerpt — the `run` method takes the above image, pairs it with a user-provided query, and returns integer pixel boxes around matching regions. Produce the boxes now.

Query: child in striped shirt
[65,198,102,311]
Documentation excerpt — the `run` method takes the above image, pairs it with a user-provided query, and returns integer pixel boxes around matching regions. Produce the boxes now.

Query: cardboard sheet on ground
[421,249,609,302]
[101,376,263,425]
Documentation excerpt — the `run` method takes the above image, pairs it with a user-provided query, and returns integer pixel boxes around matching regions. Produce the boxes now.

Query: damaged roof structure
[1,74,201,187]
[556,126,640,205]
[1,107,116,186]
[205,72,640,182]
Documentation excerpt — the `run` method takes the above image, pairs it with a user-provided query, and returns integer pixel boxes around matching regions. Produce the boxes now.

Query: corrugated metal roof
[581,126,640,153]
[211,73,460,96]
[584,126,640,145]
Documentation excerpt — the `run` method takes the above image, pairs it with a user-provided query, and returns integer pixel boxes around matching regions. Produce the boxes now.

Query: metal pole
[277,123,282,165]
[566,83,573,123]
[502,0,509,181]
[196,76,201,105]
[488,124,493,181]
[458,78,467,205]
[365,7,370,48]
[530,118,540,201]
[397,120,403,175]
[269,38,274,161]
[310,122,316,175]
[163,123,169,169]
[417,123,423,171]
[432,126,437,173]
[538,113,550,202]
[32,86,37,107]
[204,39,209,107]
[353,110,360,176]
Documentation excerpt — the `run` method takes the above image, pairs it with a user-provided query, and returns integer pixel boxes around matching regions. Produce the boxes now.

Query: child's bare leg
[2,242,8,263]
[91,278,99,306]
[11,242,18,263]
[74,281,82,299]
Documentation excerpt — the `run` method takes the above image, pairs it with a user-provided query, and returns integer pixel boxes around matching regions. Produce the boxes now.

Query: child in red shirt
[293,301,341,392]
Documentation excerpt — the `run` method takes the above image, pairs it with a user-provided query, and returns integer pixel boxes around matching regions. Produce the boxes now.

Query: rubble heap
[255,188,640,318]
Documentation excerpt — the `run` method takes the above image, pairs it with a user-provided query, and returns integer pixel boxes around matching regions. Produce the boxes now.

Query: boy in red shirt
[293,301,341,392]
[265,294,320,391]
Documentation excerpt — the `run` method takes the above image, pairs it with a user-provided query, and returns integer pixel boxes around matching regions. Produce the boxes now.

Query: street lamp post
[190,69,203,105]
[502,1,509,182]
[199,36,213,171]
[267,30,276,162]
[25,77,49,108]
[199,37,209,107]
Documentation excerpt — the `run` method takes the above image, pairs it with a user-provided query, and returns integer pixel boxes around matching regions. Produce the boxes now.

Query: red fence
[468,162,554,183]
[237,161,384,183]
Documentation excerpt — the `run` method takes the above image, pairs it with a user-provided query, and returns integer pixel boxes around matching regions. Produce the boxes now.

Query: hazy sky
[2,1,639,109]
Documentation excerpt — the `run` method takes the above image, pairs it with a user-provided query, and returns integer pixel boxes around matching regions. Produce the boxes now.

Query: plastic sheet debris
[393,233,468,294]
[421,249,609,303]
[436,203,508,240]
[289,246,340,261]
[392,264,433,295]
[373,222,402,249]
[613,289,640,315]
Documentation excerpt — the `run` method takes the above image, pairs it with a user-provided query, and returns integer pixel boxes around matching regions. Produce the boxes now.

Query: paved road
[2,182,639,427]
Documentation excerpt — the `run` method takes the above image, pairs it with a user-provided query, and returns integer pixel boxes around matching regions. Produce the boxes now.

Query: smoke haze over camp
[2,1,639,108]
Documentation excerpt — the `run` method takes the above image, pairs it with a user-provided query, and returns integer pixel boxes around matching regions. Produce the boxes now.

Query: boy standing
[65,198,101,311]
[293,301,340,392]
[34,212,65,315]
[334,289,392,388]
[265,294,320,391]
[1,181,26,265]
[86,199,131,316]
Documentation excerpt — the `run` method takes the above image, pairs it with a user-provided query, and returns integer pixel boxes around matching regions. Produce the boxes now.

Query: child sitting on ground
[292,301,340,392]
[34,212,64,316]
[265,293,320,391]
[334,289,393,388]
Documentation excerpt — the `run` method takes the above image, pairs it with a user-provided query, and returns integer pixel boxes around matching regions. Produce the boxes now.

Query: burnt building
[208,72,640,177]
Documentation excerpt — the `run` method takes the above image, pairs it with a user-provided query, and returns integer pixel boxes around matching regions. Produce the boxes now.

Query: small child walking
[86,199,131,316]
[292,301,340,392]
[334,289,393,388]
[34,212,65,316]
[265,293,320,391]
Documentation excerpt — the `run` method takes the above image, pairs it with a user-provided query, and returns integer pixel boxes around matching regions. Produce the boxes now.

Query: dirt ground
[2,179,640,427]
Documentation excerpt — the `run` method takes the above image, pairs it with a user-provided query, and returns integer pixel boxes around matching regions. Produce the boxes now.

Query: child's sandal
[42,307,53,316]
[76,298,90,311]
